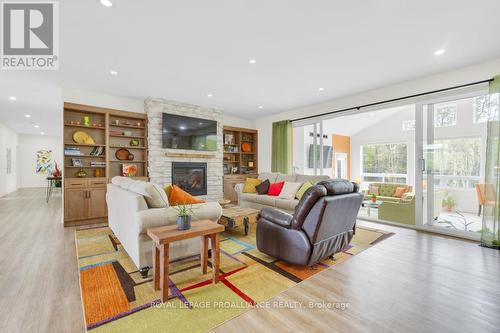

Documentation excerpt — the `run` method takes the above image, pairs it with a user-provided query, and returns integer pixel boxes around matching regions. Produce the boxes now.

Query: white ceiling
[1,0,500,135]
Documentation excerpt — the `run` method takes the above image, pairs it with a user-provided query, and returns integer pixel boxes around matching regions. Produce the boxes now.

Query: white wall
[63,88,254,129]
[18,134,62,188]
[255,58,500,172]
[0,122,19,196]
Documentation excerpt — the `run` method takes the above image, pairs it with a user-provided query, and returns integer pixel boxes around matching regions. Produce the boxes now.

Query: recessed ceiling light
[34,124,39,128]
[207,94,213,98]
[100,0,113,8]
[249,59,257,64]
[110,70,118,75]
[318,88,325,92]
[434,49,445,56]
[258,106,263,109]
[9,96,16,101]
[198,122,203,126]
[24,114,31,118]
[40,131,45,135]
[369,112,375,117]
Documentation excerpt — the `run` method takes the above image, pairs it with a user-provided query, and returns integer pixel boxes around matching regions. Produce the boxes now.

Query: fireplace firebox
[171,162,207,196]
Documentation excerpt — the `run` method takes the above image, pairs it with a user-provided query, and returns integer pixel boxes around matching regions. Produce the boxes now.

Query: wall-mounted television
[308,144,333,168]
[162,113,217,151]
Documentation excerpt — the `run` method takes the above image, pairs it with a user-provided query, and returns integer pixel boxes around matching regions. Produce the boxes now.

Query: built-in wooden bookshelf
[222,126,258,175]
[222,126,258,202]
[63,103,148,226]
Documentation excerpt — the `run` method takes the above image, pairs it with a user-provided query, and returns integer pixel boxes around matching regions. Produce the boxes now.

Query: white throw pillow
[129,181,169,208]
[278,182,303,200]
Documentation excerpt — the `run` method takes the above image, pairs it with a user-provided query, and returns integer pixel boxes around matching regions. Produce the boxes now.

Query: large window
[361,143,408,183]
[426,137,482,188]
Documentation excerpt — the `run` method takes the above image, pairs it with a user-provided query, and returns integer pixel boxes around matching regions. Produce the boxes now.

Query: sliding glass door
[293,121,328,175]
[416,87,492,238]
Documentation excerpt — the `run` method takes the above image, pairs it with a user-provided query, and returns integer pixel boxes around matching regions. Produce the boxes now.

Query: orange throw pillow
[394,187,408,198]
[168,185,205,206]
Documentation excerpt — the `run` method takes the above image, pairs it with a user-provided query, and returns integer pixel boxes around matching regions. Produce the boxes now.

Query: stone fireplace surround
[145,98,223,202]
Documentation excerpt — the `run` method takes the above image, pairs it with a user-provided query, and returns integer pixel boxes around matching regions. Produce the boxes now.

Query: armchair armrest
[259,207,293,228]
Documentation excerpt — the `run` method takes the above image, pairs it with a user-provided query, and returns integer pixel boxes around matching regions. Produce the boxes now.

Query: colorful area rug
[75,222,393,332]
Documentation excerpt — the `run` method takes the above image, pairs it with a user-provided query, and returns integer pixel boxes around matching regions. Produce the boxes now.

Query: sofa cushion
[169,185,205,205]
[240,192,258,203]
[255,195,277,206]
[268,181,285,196]
[368,185,379,195]
[275,198,299,211]
[394,187,408,198]
[278,182,303,200]
[258,172,278,183]
[276,173,297,183]
[243,178,262,193]
[128,181,170,208]
[295,181,313,200]
[295,174,330,184]
[255,179,270,194]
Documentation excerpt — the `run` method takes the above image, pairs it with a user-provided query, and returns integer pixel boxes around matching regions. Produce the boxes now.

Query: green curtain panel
[481,75,500,248]
[271,120,293,174]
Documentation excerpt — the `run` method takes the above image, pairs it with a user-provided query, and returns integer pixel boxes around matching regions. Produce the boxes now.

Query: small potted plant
[442,195,456,212]
[371,193,377,203]
[173,204,195,230]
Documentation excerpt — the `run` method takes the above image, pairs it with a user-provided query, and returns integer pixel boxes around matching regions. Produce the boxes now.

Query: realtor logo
[1,1,59,70]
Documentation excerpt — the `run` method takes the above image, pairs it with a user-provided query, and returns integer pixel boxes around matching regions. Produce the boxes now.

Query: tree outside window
[473,94,499,123]
[435,104,457,127]
[362,143,407,183]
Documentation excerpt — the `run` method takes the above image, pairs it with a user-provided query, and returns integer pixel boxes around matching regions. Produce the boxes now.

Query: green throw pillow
[295,181,313,200]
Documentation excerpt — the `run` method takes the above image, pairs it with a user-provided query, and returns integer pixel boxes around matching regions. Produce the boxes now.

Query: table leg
[243,217,249,235]
[46,179,50,203]
[201,235,208,274]
[153,243,160,290]
[210,233,220,284]
[160,243,169,302]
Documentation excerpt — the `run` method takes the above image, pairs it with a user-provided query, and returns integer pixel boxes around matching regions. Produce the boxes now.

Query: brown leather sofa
[256,179,362,266]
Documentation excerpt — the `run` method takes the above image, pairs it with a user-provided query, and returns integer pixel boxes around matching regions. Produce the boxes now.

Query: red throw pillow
[268,181,285,196]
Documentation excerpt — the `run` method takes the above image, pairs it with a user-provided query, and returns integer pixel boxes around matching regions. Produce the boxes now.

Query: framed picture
[224,133,234,145]
[71,158,83,167]
[248,161,254,167]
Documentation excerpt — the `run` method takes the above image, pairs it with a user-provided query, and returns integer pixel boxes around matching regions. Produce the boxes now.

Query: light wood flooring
[1,188,499,333]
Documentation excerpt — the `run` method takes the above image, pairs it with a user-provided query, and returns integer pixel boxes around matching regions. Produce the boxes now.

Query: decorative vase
[52,161,61,177]
[83,116,90,127]
[76,169,87,178]
[177,216,192,230]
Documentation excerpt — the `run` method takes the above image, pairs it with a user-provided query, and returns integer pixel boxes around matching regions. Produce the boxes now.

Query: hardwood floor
[1,189,499,332]
[0,188,85,333]
[212,222,500,333]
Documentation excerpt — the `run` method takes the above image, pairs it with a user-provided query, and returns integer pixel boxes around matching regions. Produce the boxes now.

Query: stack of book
[65,147,83,156]
[90,146,105,156]
[90,161,106,167]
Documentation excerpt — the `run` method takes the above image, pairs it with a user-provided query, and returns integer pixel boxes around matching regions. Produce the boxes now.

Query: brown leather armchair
[256,179,363,266]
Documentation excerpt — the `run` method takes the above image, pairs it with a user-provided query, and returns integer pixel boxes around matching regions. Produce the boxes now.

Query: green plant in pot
[173,204,195,230]
[442,195,456,212]
[371,193,377,203]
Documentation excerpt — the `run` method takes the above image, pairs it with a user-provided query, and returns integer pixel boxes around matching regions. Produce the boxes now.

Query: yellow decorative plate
[73,131,95,144]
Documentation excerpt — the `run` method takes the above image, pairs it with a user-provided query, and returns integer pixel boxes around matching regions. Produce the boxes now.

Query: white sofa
[235,172,330,213]
[106,177,222,272]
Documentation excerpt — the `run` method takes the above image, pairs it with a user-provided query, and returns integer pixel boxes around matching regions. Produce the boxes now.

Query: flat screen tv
[308,144,333,168]
[162,113,217,151]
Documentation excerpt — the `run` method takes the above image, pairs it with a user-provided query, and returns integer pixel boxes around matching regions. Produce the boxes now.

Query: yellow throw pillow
[164,185,173,197]
[295,181,313,200]
[243,178,262,193]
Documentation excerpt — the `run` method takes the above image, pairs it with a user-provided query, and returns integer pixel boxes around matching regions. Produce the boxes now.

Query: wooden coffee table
[219,206,260,235]
[147,220,224,302]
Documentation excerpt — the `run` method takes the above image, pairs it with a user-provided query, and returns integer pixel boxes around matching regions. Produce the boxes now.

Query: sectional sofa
[235,172,330,213]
